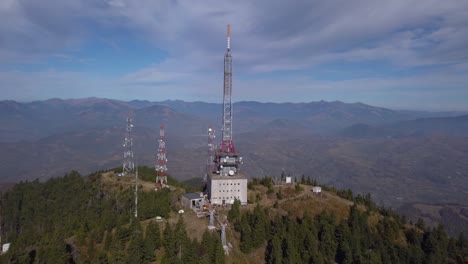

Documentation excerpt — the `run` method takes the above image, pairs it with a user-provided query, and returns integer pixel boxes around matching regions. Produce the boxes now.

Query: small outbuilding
[312,186,322,194]
[181,192,204,209]
[1,243,10,254]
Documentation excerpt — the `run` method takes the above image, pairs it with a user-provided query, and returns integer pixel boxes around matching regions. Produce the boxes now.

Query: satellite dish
[223,158,227,163]
[220,165,223,168]
[229,170,235,176]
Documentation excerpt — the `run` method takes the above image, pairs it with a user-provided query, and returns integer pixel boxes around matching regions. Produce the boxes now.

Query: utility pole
[134,166,138,218]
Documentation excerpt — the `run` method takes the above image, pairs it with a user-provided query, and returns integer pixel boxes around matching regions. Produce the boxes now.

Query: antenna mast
[123,117,135,176]
[220,24,235,153]
[155,124,168,189]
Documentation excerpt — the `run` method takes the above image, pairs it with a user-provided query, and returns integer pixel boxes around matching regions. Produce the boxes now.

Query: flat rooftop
[208,171,247,180]
[182,192,204,200]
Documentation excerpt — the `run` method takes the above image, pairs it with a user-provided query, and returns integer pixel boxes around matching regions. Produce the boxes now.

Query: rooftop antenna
[155,124,168,189]
[123,117,135,176]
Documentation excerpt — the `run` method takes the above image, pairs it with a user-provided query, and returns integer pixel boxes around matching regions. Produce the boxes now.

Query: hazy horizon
[4,96,468,112]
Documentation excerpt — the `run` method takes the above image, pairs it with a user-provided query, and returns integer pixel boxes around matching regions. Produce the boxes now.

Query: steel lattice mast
[220,24,235,153]
[155,124,168,188]
[123,117,135,176]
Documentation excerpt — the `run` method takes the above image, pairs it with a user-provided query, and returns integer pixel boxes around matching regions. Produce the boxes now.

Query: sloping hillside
[1,170,467,263]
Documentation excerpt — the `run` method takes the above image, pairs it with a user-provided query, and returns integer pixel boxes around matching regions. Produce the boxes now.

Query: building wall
[208,177,248,205]
[181,196,191,209]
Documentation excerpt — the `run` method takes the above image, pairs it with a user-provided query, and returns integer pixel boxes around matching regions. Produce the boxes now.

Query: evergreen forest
[0,170,467,263]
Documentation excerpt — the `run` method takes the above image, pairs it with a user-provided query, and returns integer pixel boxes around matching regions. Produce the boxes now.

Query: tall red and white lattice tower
[220,24,235,154]
[155,124,168,188]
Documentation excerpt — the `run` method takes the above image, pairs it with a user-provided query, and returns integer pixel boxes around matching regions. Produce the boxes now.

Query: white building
[207,172,248,206]
[312,186,322,194]
[1,243,10,254]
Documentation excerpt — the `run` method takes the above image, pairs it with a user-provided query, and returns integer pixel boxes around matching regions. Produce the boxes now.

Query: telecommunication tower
[155,124,168,188]
[122,117,135,176]
[206,24,247,206]
[214,24,242,177]
[220,24,235,154]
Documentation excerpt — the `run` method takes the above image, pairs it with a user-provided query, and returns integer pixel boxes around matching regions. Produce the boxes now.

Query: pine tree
[127,231,145,264]
[240,214,253,253]
[304,232,322,264]
[201,230,214,264]
[228,199,241,222]
[252,204,267,248]
[267,234,282,264]
[213,234,226,264]
[283,237,300,264]
[181,238,199,264]
[318,220,337,262]
[163,222,174,250]
[144,221,160,262]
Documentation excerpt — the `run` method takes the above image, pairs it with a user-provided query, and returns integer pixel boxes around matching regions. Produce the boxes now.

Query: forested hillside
[0,170,467,263]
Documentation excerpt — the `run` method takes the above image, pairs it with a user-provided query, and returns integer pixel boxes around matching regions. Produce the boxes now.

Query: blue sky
[1,0,467,110]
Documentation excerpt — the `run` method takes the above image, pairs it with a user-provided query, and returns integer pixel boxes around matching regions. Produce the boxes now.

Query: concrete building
[181,192,204,209]
[207,172,248,206]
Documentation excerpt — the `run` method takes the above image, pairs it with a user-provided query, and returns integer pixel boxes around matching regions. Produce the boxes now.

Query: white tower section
[123,117,135,176]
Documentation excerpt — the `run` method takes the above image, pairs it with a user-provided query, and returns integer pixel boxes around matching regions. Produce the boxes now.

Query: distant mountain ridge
[1,97,468,237]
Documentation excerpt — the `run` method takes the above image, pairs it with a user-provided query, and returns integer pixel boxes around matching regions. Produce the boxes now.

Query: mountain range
[1,97,468,233]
